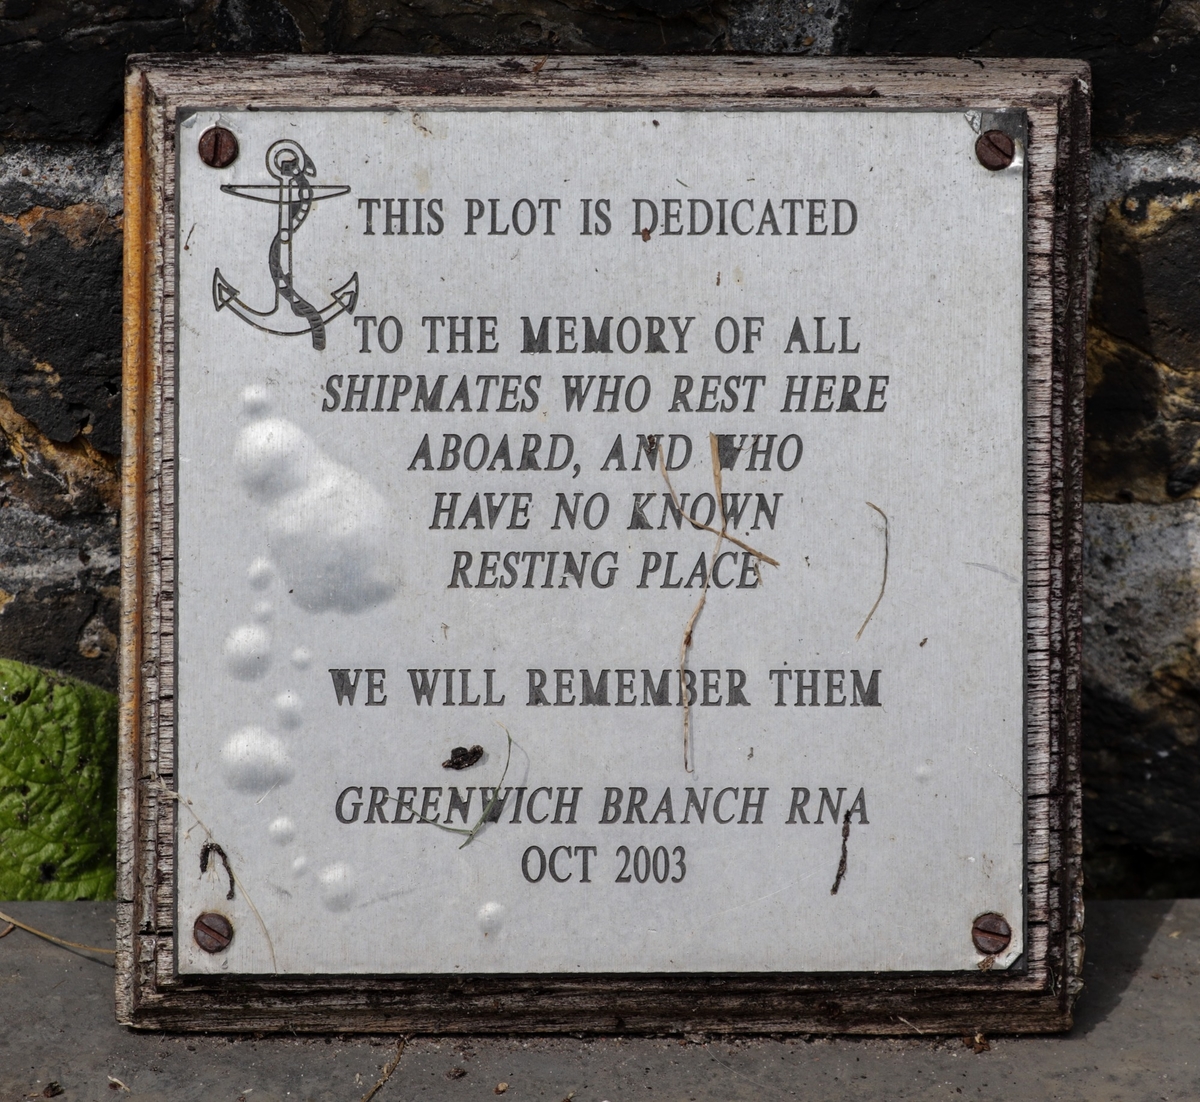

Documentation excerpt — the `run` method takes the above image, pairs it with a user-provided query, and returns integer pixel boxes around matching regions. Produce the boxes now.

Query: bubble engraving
[318,863,356,911]
[223,623,272,680]
[241,385,272,418]
[477,901,505,936]
[273,690,304,729]
[268,817,296,845]
[219,727,294,793]
[247,557,275,590]
[234,415,401,613]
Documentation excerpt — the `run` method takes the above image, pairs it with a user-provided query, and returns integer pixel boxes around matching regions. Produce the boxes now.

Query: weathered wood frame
[118,55,1088,1033]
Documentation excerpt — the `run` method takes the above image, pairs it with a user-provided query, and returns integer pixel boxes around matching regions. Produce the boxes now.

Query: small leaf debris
[446,1067,467,1080]
[43,1085,65,1099]
[421,728,514,848]
[442,745,484,770]
[962,1032,990,1054]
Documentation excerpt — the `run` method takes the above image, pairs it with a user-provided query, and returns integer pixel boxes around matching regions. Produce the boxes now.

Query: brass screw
[972,912,1012,955]
[193,911,233,953]
[198,127,239,169]
[975,130,1015,171]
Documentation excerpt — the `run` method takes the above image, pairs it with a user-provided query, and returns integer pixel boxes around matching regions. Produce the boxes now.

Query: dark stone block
[1093,180,1200,371]
[1,0,725,141]
[1084,845,1200,899]
[216,0,301,53]
[4,1,1197,142]
[0,570,119,691]
[0,203,122,453]
[1087,179,1200,501]
[1083,679,1200,896]
[0,2,200,142]
[0,387,118,687]
[318,0,726,55]
[0,140,122,216]
[840,0,1200,142]
[0,496,119,692]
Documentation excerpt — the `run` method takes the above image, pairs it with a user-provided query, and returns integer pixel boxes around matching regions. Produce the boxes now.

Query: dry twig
[658,433,778,771]
[359,1036,408,1102]
[0,908,114,956]
[856,501,889,640]
[830,811,851,895]
[415,726,514,847]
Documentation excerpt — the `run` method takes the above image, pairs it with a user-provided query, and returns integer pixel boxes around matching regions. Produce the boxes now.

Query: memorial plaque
[118,57,1089,1032]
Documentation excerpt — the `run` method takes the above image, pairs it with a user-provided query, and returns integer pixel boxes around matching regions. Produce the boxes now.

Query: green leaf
[0,659,117,900]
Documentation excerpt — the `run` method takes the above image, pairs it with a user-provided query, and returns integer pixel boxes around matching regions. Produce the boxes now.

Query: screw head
[198,127,239,169]
[975,130,1015,171]
[193,911,233,953]
[972,912,1012,955]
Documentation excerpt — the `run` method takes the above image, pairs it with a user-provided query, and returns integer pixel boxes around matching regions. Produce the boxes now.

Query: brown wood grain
[117,54,1088,1033]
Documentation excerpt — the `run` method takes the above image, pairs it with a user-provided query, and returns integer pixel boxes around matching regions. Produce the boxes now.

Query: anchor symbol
[212,139,358,350]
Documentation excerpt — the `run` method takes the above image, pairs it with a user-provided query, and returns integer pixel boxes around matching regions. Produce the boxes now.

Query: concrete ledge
[1,900,1197,1101]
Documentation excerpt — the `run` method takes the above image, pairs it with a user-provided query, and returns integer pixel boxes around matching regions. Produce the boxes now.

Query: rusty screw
[193,911,233,953]
[198,127,239,169]
[972,912,1012,955]
[975,130,1015,171]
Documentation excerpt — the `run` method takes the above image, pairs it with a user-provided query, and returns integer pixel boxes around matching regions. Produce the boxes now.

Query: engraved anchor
[212,139,358,350]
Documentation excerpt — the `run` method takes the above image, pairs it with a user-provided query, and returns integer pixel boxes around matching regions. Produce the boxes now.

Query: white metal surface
[173,108,1025,975]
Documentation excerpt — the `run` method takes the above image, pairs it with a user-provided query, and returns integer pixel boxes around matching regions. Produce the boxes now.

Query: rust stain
[1113,190,1197,236]
[118,67,151,913]
[0,203,118,247]
[0,392,119,508]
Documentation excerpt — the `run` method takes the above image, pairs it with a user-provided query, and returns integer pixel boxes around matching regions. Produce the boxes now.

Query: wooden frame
[117,55,1088,1033]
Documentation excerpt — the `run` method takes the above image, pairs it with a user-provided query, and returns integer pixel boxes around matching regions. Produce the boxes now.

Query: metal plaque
[119,57,1088,1032]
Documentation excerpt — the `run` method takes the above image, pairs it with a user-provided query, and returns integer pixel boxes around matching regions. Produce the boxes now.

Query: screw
[975,130,1015,171]
[198,127,239,169]
[972,912,1012,955]
[193,911,233,953]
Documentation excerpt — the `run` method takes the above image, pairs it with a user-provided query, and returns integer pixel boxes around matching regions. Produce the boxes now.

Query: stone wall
[1,0,1196,897]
